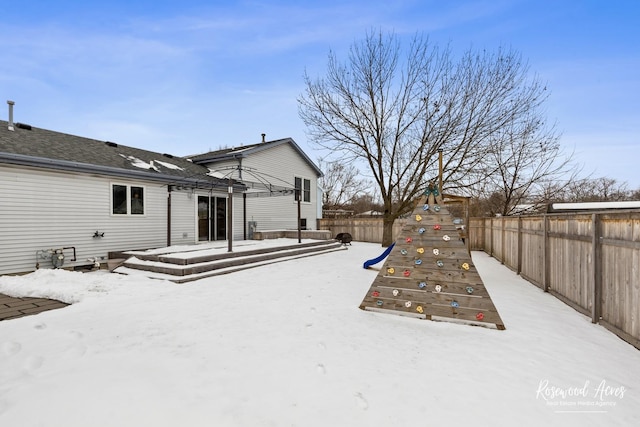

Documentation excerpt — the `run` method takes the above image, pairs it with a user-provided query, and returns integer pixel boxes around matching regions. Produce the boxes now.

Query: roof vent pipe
[261,133,266,143]
[7,100,15,131]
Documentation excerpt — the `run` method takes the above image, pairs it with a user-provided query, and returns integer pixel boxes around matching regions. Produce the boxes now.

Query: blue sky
[1,0,638,187]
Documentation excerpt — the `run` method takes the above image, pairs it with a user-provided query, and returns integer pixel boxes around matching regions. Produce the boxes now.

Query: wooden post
[243,193,247,240]
[591,213,603,323]
[501,218,506,264]
[517,216,523,274]
[438,149,443,195]
[489,217,494,257]
[464,197,470,254]
[543,214,550,292]
[482,217,486,251]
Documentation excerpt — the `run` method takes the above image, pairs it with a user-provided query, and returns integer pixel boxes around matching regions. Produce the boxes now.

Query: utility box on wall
[248,221,257,239]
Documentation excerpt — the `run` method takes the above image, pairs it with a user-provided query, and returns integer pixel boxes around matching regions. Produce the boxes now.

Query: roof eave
[0,152,231,189]
[192,152,246,163]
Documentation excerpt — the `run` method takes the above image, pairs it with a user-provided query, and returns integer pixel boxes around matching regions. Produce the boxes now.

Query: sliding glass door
[198,196,227,241]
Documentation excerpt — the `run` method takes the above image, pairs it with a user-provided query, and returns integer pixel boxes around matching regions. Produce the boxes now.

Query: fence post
[481,218,486,251]
[489,217,494,257]
[591,213,603,324]
[543,214,550,292]
[517,216,523,274]
[501,218,506,264]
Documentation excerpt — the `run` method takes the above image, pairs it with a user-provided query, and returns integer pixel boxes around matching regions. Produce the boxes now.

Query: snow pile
[1,242,639,426]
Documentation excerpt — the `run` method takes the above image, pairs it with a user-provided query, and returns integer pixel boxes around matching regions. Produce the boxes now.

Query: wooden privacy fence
[319,211,640,350]
[469,212,640,350]
[318,217,408,244]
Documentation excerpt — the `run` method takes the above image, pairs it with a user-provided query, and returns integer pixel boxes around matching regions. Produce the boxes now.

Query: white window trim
[110,183,146,216]
[294,176,312,204]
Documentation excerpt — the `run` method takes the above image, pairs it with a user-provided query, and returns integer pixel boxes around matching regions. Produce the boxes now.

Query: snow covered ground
[1,241,638,427]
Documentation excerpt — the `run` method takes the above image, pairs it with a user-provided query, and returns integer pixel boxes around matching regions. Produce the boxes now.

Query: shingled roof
[0,120,229,189]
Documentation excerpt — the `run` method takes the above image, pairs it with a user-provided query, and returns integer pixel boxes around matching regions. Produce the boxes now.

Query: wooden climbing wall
[359,190,506,330]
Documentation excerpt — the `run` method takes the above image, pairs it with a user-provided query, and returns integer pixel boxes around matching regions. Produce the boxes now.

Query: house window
[295,177,311,203]
[112,184,145,215]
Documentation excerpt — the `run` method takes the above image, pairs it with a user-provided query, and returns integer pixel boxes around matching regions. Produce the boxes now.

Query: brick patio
[0,293,69,321]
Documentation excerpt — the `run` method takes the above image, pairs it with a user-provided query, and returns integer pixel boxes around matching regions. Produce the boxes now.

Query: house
[187,133,323,236]
[0,102,322,275]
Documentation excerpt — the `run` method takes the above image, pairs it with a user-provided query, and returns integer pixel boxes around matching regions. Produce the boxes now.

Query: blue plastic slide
[363,243,395,269]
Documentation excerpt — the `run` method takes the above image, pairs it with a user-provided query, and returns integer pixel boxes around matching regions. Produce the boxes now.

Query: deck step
[114,240,347,282]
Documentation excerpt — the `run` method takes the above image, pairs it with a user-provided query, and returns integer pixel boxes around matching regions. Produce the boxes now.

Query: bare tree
[472,115,578,215]
[556,177,632,202]
[349,193,383,215]
[469,191,507,217]
[318,158,370,210]
[299,30,554,245]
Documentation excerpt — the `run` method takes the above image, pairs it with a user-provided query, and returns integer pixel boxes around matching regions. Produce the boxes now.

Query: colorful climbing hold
[372,291,380,297]
[404,301,412,308]
[433,224,441,230]
[434,205,441,212]
[436,260,444,267]
[392,289,400,297]
[376,300,384,307]
[415,214,422,222]
[416,247,425,254]
[442,235,451,241]
[423,204,429,211]
[418,227,426,234]
[433,248,440,255]
[451,301,459,308]
[416,305,424,314]
[400,249,408,255]
[434,284,442,293]
[418,281,427,289]
[415,259,422,265]
[406,237,413,243]
[387,267,395,275]
[461,262,470,270]
[403,269,411,277]
[466,286,474,294]
[476,312,484,321]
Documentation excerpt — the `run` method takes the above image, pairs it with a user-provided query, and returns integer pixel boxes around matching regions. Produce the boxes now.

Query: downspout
[167,185,172,247]
[227,178,233,252]
[296,189,302,243]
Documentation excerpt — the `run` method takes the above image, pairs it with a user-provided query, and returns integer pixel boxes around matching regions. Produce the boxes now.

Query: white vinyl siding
[169,190,198,245]
[0,165,187,275]
[232,194,245,241]
[202,142,320,233]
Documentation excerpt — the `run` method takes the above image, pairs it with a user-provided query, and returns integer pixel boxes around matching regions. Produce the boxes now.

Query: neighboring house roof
[188,137,323,177]
[0,120,230,190]
[548,201,640,212]
[356,210,383,217]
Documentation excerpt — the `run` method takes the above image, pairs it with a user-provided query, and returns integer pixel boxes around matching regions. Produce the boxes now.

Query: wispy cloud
[1,0,638,186]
